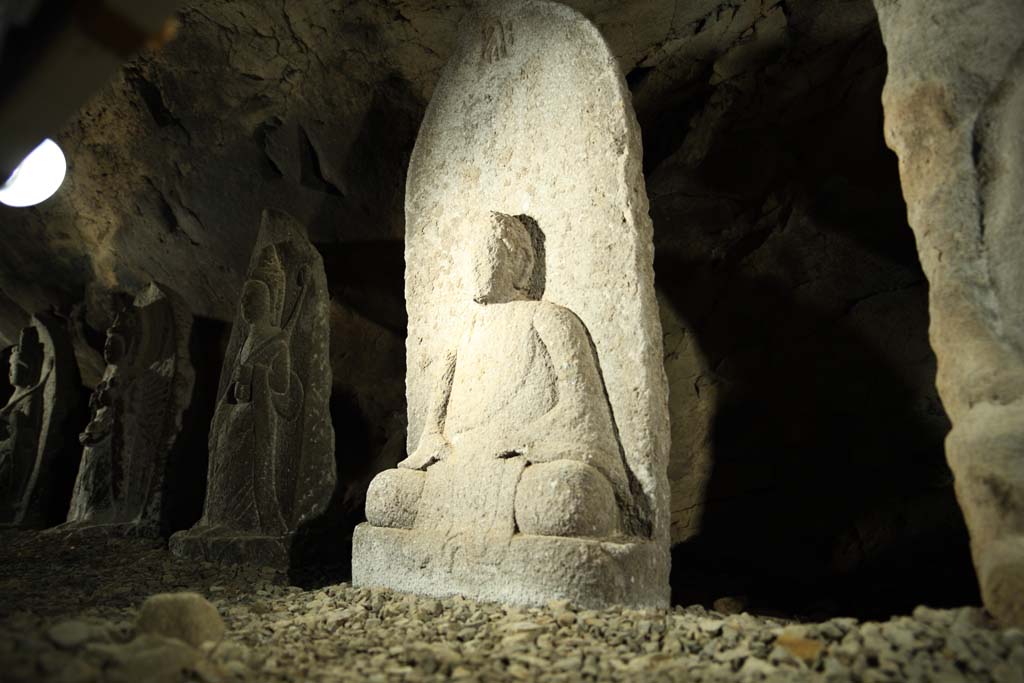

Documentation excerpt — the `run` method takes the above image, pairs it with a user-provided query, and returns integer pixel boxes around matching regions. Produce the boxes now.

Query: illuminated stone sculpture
[353,0,671,608]
[59,283,194,537]
[170,209,335,567]
[0,314,79,527]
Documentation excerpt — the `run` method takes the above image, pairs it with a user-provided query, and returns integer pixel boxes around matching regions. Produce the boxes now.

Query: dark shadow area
[0,345,13,406]
[160,315,228,535]
[44,327,88,529]
[639,22,979,618]
[51,383,90,527]
[516,214,547,300]
[290,239,407,587]
[289,389,377,588]
[662,262,977,619]
[316,240,406,335]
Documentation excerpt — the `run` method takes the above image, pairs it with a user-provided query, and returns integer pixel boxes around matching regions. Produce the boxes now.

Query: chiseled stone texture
[58,282,195,538]
[354,0,670,608]
[170,209,336,568]
[0,313,80,528]
[873,0,1024,626]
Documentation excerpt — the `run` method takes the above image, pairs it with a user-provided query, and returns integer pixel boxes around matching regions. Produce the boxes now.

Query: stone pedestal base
[169,527,291,569]
[45,520,160,539]
[352,523,669,609]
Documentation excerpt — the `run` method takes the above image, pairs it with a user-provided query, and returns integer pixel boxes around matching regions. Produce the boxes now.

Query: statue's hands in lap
[399,430,452,470]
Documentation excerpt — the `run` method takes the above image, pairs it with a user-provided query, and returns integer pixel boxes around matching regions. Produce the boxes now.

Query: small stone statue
[353,0,670,608]
[57,283,195,537]
[170,209,335,567]
[0,314,79,527]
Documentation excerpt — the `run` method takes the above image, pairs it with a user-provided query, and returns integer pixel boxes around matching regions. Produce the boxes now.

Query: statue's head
[9,327,42,388]
[242,244,286,326]
[103,309,136,365]
[466,212,535,304]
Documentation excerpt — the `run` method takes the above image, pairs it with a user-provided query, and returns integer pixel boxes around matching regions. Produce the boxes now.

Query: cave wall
[0,0,974,611]
[631,1,973,612]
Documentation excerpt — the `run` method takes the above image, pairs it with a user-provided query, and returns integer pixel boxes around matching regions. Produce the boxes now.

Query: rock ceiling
[0,0,878,342]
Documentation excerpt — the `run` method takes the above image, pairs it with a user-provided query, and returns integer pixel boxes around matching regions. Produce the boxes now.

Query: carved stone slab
[56,283,195,537]
[170,209,336,568]
[0,313,80,528]
[353,0,671,608]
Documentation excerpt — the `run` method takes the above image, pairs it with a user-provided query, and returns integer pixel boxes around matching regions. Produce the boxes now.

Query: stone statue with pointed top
[353,0,671,609]
[170,209,335,568]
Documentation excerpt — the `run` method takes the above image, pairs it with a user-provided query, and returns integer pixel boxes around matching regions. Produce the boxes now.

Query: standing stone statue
[170,209,335,567]
[353,0,671,608]
[56,283,195,537]
[0,313,80,527]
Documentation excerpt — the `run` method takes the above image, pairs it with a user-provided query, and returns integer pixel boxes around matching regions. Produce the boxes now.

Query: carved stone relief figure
[170,209,335,568]
[56,283,195,537]
[0,313,79,527]
[353,0,670,608]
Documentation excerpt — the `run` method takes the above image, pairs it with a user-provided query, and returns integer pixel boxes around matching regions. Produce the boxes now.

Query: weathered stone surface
[639,0,973,612]
[55,282,195,538]
[0,313,80,527]
[354,0,670,608]
[170,208,335,567]
[873,0,1024,627]
[136,592,225,648]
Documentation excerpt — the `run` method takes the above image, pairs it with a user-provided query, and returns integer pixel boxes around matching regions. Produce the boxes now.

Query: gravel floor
[0,530,1021,682]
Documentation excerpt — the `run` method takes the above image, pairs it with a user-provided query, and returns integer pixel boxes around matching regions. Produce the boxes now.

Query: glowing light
[0,139,67,208]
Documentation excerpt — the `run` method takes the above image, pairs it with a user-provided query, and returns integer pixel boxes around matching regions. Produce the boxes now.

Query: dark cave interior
[0,0,981,622]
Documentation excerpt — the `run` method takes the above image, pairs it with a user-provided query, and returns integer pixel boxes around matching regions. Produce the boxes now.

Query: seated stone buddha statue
[366,212,633,541]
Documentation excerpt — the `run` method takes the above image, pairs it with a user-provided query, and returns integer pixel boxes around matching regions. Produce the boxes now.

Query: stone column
[873,0,1024,626]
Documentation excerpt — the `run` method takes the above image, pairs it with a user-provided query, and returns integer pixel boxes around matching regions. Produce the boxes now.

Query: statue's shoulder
[530,300,586,335]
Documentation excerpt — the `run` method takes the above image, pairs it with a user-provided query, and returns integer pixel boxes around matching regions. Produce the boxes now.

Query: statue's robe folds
[203,334,302,537]
[64,376,119,524]
[413,301,632,543]
[0,387,44,519]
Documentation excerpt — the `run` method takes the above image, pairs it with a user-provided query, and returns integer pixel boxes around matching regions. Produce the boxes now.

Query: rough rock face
[59,282,195,537]
[635,0,968,611]
[0,0,979,609]
[872,0,1024,626]
[170,209,336,568]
